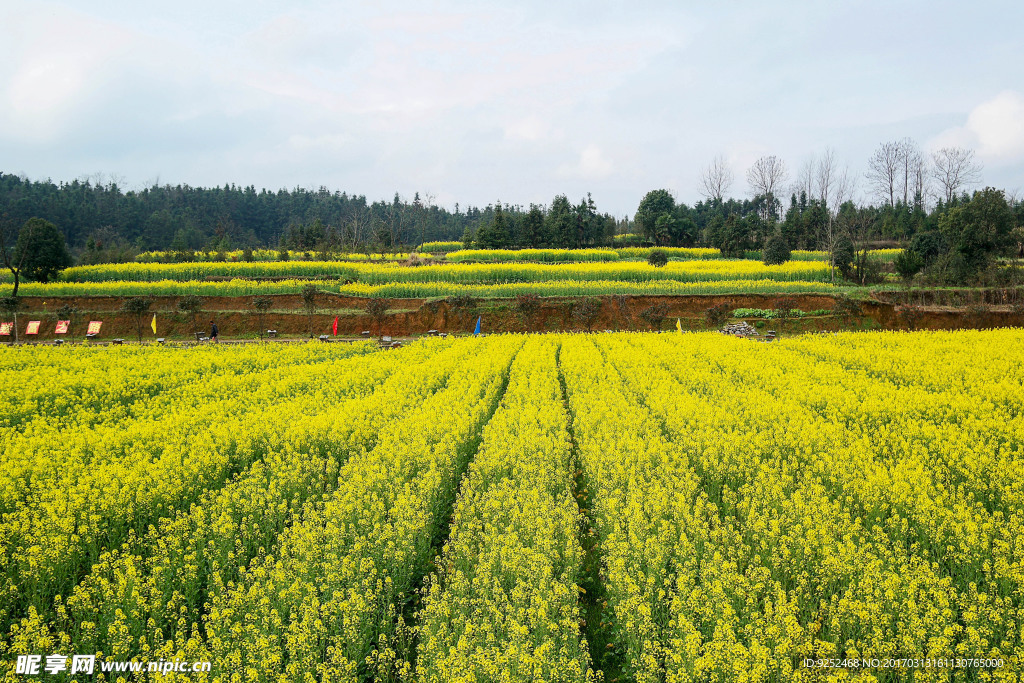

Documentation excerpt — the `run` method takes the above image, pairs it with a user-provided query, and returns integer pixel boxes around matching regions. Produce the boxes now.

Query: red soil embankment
[5,293,1024,341]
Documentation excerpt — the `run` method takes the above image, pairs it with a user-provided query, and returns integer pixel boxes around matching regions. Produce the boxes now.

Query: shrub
[55,303,79,334]
[647,250,668,268]
[250,296,272,340]
[300,284,320,337]
[571,297,602,331]
[966,303,990,329]
[897,304,925,330]
[639,303,669,330]
[762,233,791,265]
[832,295,861,321]
[177,294,204,336]
[366,298,390,334]
[773,297,797,325]
[445,295,478,312]
[704,303,730,329]
[894,250,924,280]
[515,294,542,329]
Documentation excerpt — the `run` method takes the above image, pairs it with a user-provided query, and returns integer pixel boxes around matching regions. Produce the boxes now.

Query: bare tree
[699,155,734,202]
[932,147,982,204]
[795,154,816,201]
[816,148,837,207]
[746,155,788,220]
[747,155,789,198]
[866,141,901,207]
[911,151,930,209]
[817,149,853,283]
[896,138,923,206]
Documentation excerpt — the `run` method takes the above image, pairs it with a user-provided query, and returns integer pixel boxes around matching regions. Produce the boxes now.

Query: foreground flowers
[1,330,1021,682]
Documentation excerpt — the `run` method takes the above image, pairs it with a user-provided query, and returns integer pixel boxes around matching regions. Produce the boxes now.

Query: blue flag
[474,316,481,335]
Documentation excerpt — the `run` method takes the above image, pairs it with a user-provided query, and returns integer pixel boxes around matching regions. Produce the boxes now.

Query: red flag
[332,316,338,336]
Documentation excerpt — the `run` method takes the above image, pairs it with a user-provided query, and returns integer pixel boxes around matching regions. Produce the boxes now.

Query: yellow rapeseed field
[1,330,1020,681]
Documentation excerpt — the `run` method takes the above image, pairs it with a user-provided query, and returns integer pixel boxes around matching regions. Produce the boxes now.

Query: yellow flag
[676,317,682,334]
[151,313,157,335]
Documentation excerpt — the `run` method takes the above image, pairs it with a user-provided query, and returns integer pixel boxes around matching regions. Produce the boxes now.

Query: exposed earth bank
[6,293,1022,341]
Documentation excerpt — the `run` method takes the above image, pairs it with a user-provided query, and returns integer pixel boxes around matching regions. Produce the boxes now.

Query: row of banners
[0,321,104,336]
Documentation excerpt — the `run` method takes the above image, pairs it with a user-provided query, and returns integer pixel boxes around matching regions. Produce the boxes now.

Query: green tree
[635,190,676,245]
[491,203,509,248]
[762,232,791,265]
[520,205,545,248]
[938,187,1014,282]
[546,195,575,248]
[832,235,855,280]
[14,218,73,284]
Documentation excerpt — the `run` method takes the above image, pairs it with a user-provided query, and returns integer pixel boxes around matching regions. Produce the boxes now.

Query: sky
[1,0,1023,217]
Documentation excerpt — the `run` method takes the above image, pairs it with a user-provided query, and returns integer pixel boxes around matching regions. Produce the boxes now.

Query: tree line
[2,136,1022,286]
[635,143,1022,284]
[0,173,625,259]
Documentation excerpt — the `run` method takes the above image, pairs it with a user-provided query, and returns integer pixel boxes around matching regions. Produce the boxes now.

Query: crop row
[48,259,828,285]
[11,278,836,299]
[3,338,474,675]
[0,341,386,636]
[416,338,593,681]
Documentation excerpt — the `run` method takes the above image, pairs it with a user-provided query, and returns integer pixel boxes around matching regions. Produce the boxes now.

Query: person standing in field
[210,320,219,343]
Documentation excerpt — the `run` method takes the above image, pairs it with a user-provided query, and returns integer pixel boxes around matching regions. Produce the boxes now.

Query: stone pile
[720,321,759,337]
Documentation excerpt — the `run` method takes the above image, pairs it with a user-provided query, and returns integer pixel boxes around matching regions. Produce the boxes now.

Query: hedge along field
[447,247,721,263]
[447,248,621,263]
[743,248,904,262]
[1,330,1022,681]
[418,241,464,253]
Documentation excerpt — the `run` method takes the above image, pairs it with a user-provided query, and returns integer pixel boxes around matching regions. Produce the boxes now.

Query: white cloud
[1,6,135,142]
[558,145,613,180]
[930,90,1024,164]
[504,116,549,141]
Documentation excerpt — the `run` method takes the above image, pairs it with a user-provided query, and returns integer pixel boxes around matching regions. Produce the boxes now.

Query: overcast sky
[1,0,1022,216]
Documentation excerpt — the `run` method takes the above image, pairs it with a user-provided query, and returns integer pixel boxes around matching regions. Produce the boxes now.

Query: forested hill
[0,173,626,253]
